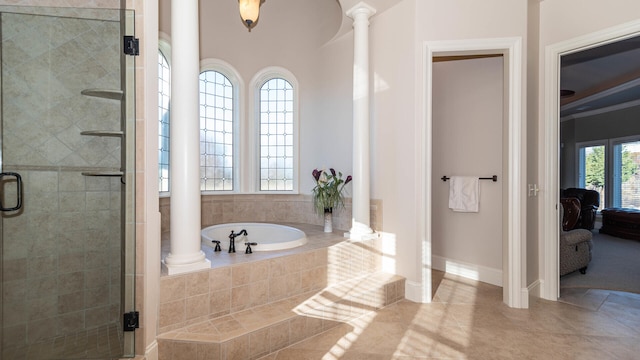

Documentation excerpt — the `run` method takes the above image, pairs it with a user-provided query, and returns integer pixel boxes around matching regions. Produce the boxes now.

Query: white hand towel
[448,176,479,212]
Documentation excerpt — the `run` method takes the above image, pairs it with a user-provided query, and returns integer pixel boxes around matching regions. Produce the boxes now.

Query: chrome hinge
[124,36,139,56]
[123,311,139,331]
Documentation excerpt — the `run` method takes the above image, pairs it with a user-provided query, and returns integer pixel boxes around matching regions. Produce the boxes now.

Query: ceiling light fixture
[560,89,575,98]
[239,0,264,31]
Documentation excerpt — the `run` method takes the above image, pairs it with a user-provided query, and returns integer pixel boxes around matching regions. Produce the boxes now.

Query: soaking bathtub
[201,223,308,251]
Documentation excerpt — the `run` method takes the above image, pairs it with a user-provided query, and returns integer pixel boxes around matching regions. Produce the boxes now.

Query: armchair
[559,202,593,276]
[560,188,600,230]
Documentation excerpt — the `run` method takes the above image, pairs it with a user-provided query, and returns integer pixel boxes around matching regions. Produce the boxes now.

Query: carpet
[561,231,640,294]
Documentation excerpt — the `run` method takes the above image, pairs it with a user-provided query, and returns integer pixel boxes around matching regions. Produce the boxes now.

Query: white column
[163,0,210,275]
[346,2,376,240]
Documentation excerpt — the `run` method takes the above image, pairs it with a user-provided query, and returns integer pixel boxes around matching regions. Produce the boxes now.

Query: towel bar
[441,175,498,182]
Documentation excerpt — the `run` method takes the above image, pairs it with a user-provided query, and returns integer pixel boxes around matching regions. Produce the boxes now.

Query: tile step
[157,272,405,360]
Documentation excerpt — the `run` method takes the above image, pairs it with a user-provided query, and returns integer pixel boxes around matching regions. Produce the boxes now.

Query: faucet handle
[211,240,221,252]
[244,242,257,254]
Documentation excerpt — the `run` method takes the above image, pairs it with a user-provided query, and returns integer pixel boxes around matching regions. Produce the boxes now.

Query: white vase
[323,209,333,233]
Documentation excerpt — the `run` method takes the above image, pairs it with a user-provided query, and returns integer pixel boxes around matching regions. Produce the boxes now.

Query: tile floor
[260,271,640,359]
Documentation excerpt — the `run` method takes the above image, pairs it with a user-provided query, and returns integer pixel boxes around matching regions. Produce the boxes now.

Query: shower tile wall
[1,12,122,349]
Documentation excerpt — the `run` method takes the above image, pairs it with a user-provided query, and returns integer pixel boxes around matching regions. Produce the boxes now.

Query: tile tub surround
[158,224,404,359]
[159,194,382,235]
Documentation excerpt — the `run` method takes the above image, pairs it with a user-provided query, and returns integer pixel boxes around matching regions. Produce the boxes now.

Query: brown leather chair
[560,197,580,231]
[560,188,600,230]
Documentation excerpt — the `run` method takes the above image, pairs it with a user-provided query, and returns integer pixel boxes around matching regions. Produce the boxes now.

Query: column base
[162,251,211,275]
[345,221,377,240]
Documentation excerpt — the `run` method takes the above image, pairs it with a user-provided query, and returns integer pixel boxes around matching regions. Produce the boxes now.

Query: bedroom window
[577,137,640,210]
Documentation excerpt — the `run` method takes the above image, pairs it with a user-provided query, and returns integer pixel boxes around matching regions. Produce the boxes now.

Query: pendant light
[239,0,263,31]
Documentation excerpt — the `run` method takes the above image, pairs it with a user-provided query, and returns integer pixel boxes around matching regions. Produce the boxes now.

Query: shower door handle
[0,172,23,211]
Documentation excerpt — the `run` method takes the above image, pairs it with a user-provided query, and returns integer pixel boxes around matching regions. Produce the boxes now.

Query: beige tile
[186,270,210,297]
[186,293,210,320]
[249,328,270,359]
[268,321,290,353]
[268,275,287,302]
[159,299,186,329]
[209,267,231,291]
[232,263,252,287]
[209,288,231,317]
[224,334,250,360]
[160,275,186,303]
[196,342,221,360]
[172,341,197,360]
[250,260,269,282]
[231,284,251,313]
[250,280,269,307]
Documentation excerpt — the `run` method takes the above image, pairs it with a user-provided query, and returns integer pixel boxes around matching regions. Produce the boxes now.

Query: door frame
[421,37,527,308]
[540,20,640,301]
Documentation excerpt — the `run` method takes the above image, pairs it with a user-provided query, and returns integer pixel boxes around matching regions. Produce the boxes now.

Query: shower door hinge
[123,36,139,56]
[123,311,139,331]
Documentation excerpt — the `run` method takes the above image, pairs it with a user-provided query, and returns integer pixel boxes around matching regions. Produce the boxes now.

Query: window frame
[576,135,640,209]
[199,59,244,194]
[248,67,300,194]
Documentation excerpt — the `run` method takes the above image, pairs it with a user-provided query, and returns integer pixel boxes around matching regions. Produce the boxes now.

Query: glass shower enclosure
[0,6,136,359]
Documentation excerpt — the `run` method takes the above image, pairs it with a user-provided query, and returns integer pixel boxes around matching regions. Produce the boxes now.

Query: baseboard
[527,279,541,298]
[144,341,158,360]
[432,255,503,287]
[404,279,427,303]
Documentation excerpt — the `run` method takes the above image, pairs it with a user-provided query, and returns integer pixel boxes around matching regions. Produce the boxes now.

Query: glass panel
[199,70,234,191]
[0,6,134,359]
[613,140,640,209]
[579,145,606,211]
[159,51,171,193]
[259,78,294,191]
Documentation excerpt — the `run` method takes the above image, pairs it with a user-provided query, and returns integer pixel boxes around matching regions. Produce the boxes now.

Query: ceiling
[560,35,640,119]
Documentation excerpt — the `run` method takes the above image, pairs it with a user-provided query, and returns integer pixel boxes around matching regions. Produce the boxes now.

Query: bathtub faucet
[228,229,248,253]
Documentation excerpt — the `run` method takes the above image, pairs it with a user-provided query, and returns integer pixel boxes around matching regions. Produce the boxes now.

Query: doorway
[541,20,640,301]
[422,37,526,308]
[0,6,136,359]
[431,55,504,288]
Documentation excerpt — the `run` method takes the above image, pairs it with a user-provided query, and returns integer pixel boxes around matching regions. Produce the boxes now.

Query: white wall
[431,57,504,284]
[367,0,528,301]
[539,0,640,46]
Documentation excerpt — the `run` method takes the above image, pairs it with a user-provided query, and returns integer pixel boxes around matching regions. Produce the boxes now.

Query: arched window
[252,68,299,192]
[158,49,171,193]
[199,59,242,192]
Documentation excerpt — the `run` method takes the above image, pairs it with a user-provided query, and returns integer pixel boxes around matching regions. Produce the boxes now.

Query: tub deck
[161,223,347,272]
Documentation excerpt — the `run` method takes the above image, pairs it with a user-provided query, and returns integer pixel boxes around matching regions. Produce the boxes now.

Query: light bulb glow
[239,0,260,29]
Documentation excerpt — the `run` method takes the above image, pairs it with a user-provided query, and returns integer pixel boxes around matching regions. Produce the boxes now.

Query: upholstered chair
[559,203,594,276]
[561,188,600,230]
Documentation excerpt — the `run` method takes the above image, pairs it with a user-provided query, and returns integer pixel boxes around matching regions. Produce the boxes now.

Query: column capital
[345,2,376,21]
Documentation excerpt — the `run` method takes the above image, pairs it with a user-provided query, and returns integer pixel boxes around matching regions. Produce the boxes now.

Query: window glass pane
[158,51,171,192]
[614,140,640,209]
[579,145,606,211]
[258,78,294,191]
[199,70,234,191]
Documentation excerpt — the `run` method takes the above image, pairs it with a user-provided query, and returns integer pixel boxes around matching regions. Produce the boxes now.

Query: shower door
[0,6,136,359]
